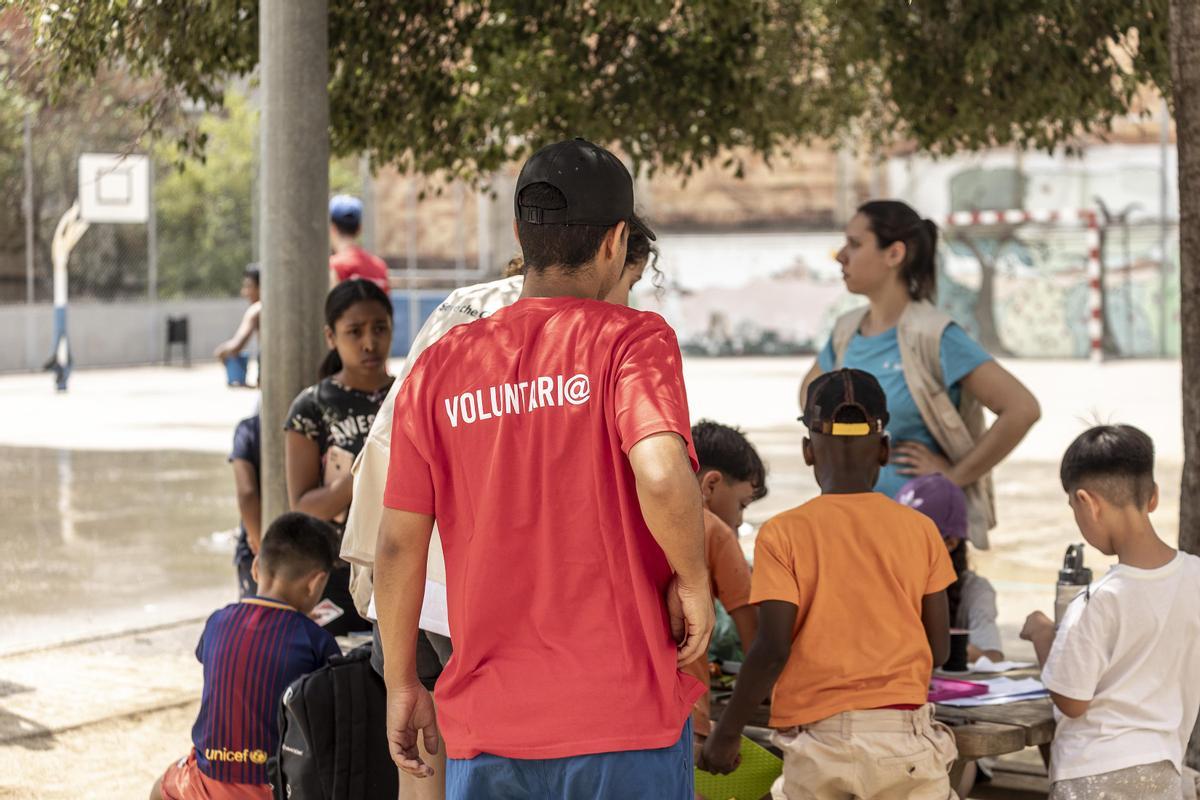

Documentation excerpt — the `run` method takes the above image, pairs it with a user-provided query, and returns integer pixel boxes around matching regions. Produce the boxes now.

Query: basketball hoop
[46,154,150,391]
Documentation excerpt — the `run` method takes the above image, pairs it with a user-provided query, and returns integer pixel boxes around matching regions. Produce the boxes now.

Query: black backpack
[269,643,398,799]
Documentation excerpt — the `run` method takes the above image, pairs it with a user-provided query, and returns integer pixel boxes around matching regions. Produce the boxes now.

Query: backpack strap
[830,306,871,368]
[329,648,372,800]
[331,663,354,799]
[346,655,368,799]
[268,686,288,800]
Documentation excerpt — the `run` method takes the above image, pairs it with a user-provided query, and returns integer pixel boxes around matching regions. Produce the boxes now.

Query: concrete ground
[0,356,1185,798]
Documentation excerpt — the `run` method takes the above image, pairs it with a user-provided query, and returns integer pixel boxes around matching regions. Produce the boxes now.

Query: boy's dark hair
[1060,424,1155,508]
[516,183,615,272]
[244,264,261,285]
[258,512,338,580]
[946,541,968,628]
[332,216,361,237]
[692,420,768,500]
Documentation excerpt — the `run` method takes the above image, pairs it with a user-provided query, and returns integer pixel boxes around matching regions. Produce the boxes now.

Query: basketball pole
[47,201,89,392]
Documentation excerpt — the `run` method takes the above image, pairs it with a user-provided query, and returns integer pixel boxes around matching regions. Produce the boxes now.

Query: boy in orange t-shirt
[682,421,767,738]
[700,369,959,800]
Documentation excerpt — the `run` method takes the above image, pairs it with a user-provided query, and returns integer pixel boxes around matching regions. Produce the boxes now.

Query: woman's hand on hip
[893,441,956,483]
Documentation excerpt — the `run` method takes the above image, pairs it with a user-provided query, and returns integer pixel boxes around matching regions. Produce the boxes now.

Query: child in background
[898,474,1004,662]
[701,368,958,800]
[229,412,261,598]
[214,264,262,387]
[151,513,342,800]
[685,420,767,741]
[1021,425,1200,799]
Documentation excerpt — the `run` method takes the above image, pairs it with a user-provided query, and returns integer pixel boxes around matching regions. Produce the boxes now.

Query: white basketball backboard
[78,153,150,224]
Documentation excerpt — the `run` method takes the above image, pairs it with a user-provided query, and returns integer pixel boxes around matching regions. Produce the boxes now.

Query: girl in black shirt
[285,279,394,635]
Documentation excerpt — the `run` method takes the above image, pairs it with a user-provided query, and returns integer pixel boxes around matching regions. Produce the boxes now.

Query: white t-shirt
[341,275,524,629]
[1042,550,1200,783]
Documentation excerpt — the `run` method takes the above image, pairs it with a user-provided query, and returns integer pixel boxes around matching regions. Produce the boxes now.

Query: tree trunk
[1170,0,1200,771]
[958,233,1013,357]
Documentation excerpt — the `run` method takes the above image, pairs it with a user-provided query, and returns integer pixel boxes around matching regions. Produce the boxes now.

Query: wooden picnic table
[934,668,1055,760]
[710,667,1056,765]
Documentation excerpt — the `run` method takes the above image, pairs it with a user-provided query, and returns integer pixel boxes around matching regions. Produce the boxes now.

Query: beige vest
[831,301,997,549]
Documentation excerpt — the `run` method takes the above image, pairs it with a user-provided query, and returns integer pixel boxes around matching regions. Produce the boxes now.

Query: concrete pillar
[259,0,329,524]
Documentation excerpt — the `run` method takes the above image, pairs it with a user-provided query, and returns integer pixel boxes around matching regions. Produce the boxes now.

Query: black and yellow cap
[801,368,889,437]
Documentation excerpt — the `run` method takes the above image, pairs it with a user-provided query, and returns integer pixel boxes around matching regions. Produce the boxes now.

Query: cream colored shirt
[341,276,524,627]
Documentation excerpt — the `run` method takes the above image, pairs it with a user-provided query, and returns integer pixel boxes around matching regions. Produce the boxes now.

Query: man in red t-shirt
[375,138,713,798]
[329,194,390,292]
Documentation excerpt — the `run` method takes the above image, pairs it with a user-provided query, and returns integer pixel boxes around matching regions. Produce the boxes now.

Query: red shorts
[158,750,272,800]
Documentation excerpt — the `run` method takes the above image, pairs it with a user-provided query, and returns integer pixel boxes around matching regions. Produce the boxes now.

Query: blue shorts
[446,720,693,800]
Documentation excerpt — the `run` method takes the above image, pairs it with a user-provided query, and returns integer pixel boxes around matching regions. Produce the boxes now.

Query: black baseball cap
[801,368,890,437]
[515,138,656,241]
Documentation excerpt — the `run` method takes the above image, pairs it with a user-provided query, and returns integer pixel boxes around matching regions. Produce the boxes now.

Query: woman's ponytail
[857,200,939,302]
[319,348,343,379]
[908,218,938,302]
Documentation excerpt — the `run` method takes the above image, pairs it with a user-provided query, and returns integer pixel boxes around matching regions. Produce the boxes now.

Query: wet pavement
[0,447,238,654]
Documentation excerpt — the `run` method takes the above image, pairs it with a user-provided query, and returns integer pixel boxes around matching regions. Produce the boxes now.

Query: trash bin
[166,315,190,366]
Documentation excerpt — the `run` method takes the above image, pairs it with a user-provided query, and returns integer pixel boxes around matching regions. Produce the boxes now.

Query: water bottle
[1055,544,1092,625]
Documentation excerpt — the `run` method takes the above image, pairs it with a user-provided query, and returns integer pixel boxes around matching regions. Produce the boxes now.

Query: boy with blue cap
[329,194,390,292]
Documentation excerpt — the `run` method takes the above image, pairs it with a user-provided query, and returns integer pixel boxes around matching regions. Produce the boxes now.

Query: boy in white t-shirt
[1021,424,1200,800]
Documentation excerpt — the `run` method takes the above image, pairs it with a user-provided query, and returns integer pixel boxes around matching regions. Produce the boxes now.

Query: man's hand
[1020,610,1054,643]
[698,728,741,775]
[386,683,440,778]
[667,576,714,666]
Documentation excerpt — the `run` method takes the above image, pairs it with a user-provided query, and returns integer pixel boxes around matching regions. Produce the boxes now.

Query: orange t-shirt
[683,508,753,735]
[751,492,956,727]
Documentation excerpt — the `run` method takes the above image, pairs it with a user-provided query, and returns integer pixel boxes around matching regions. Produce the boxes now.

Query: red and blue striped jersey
[191,597,340,784]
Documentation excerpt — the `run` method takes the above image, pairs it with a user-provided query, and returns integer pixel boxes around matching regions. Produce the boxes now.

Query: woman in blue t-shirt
[801,200,1040,514]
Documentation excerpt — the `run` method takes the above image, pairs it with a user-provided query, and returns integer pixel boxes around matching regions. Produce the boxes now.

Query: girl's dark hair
[319,279,393,378]
[857,200,938,302]
[946,540,968,627]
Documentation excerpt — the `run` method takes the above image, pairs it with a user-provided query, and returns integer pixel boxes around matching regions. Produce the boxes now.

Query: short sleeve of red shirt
[749,522,801,608]
[382,382,434,514]
[612,319,697,469]
[923,521,957,595]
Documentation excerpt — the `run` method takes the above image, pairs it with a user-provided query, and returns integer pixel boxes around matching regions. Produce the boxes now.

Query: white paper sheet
[969,656,1037,673]
[938,677,1048,707]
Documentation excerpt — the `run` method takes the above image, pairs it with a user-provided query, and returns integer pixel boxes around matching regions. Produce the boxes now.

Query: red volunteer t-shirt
[329,246,389,292]
[384,297,704,760]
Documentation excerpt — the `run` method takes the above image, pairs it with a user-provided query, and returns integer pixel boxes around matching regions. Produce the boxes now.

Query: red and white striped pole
[942,208,1103,362]
[1081,211,1103,363]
